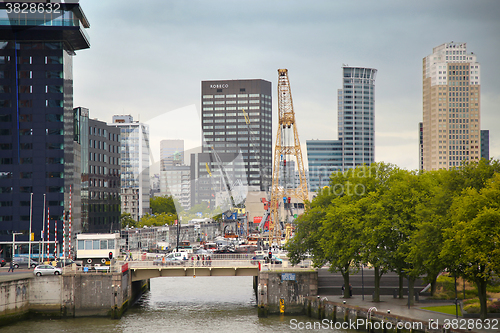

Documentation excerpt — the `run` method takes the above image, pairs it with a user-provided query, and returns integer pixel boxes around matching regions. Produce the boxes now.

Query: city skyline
[74,0,500,171]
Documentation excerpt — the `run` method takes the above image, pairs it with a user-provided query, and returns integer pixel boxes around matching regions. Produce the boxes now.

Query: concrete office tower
[160,139,184,171]
[110,115,150,221]
[0,3,90,250]
[307,66,376,191]
[76,108,121,233]
[197,79,272,207]
[422,42,481,170]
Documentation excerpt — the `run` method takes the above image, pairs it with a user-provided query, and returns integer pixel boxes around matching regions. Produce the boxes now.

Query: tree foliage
[139,212,177,227]
[286,159,500,315]
[120,213,137,228]
[150,195,179,216]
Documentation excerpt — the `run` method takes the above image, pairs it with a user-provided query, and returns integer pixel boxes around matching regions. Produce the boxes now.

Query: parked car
[13,257,39,268]
[33,265,62,276]
[268,256,283,265]
[153,257,182,266]
[251,254,264,265]
[50,259,81,268]
[0,257,5,267]
[251,254,282,265]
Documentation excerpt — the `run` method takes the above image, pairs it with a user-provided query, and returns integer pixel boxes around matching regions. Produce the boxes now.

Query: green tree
[150,196,178,216]
[120,213,137,229]
[139,212,177,227]
[407,170,452,296]
[441,173,500,320]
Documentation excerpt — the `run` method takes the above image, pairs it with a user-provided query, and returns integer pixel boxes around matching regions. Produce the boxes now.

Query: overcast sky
[74,0,500,172]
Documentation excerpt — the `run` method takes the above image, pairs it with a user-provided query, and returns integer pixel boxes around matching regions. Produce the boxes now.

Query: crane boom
[268,69,308,246]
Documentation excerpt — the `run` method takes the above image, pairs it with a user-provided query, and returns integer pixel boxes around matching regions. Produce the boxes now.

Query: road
[0,266,34,282]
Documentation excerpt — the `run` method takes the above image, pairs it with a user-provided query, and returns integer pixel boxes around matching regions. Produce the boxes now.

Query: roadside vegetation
[285,159,500,320]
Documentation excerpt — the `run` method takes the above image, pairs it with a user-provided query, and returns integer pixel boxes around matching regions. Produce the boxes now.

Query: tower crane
[268,69,308,247]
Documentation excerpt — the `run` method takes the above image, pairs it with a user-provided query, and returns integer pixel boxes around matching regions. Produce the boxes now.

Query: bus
[76,233,120,265]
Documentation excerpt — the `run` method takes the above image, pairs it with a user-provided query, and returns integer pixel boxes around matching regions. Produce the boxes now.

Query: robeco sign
[210,84,229,88]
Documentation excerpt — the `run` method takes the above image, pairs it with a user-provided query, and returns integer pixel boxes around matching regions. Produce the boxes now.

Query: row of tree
[285,159,500,320]
[120,196,221,229]
[121,195,178,228]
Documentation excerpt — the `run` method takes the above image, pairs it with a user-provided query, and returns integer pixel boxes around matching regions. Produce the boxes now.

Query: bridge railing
[126,259,258,268]
[59,258,312,274]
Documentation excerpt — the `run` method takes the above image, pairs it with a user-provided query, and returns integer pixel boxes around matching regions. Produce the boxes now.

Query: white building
[160,139,184,171]
[109,115,151,221]
[160,164,191,211]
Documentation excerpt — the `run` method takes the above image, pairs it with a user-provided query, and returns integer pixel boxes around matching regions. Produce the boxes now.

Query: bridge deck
[128,260,261,281]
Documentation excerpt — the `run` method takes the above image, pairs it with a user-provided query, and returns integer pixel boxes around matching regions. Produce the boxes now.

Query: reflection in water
[2,276,331,333]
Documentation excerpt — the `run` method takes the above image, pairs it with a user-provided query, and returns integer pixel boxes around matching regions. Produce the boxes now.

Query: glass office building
[0,3,90,252]
[307,66,376,192]
[110,115,150,222]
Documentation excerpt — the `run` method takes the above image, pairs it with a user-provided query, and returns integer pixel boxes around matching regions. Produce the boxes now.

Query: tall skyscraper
[0,3,90,251]
[196,79,272,207]
[422,42,481,170]
[110,115,150,221]
[307,66,376,191]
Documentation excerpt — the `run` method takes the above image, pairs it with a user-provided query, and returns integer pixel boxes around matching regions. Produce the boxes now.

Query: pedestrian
[202,255,205,266]
[208,255,211,267]
[341,283,345,296]
[129,252,133,261]
[8,260,14,273]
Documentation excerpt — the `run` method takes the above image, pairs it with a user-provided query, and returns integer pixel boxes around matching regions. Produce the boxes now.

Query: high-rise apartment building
[110,115,150,221]
[160,164,190,210]
[307,66,376,191]
[422,42,481,170]
[196,79,272,207]
[0,3,90,252]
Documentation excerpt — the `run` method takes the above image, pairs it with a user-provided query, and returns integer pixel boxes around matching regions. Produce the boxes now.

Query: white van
[166,251,189,261]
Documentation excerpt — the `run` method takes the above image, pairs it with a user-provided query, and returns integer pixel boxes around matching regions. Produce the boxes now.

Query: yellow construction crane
[268,69,308,247]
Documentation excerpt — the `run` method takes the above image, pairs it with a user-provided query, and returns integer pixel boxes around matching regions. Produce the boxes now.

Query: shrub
[463,298,479,306]
[463,304,480,314]
[488,301,500,313]
[437,275,455,291]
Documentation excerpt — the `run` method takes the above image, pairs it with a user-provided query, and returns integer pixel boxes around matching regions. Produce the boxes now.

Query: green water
[2,276,343,332]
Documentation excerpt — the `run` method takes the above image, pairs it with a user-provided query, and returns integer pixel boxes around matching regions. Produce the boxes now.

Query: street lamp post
[28,193,33,262]
[361,264,365,301]
[42,194,46,262]
[455,273,458,319]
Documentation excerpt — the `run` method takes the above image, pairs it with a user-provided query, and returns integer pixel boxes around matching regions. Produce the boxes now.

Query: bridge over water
[127,260,261,281]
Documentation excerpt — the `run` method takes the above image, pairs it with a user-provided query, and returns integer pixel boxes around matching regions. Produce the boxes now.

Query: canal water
[2,276,340,332]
